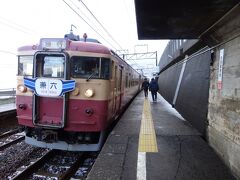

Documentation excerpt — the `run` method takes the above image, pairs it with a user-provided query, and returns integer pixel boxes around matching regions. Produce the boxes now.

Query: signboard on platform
[217,49,224,90]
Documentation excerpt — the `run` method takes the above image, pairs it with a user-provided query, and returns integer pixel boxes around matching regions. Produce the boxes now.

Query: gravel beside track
[0,141,48,179]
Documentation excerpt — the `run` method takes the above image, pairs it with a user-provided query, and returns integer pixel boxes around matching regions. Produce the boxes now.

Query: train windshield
[71,56,110,80]
[35,54,65,78]
[18,56,33,76]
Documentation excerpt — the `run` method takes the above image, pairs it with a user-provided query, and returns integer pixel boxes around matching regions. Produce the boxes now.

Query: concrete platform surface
[0,103,16,113]
[87,92,236,180]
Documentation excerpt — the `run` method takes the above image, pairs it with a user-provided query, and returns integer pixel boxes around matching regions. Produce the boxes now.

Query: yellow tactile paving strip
[138,99,158,152]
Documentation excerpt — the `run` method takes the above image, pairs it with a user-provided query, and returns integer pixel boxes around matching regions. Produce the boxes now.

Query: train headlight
[72,88,80,96]
[17,85,27,93]
[84,88,94,97]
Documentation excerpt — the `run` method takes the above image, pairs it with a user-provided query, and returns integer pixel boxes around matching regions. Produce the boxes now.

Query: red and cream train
[16,32,142,151]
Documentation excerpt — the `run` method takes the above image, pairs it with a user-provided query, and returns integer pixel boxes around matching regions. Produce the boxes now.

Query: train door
[118,67,123,110]
[138,75,142,90]
[112,65,117,114]
[32,52,68,128]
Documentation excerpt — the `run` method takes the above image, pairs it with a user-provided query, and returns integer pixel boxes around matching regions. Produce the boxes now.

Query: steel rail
[0,129,20,139]
[12,150,55,180]
[0,136,24,151]
[59,153,87,180]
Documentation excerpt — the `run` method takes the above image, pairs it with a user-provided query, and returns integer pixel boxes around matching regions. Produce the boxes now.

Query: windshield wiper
[86,72,97,81]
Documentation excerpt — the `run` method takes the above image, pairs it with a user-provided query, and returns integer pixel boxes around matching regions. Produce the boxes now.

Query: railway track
[0,128,20,138]
[0,109,16,118]
[0,131,24,151]
[10,149,98,179]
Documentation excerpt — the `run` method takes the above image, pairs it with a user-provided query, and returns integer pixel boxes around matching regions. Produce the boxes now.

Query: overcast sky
[0,0,168,88]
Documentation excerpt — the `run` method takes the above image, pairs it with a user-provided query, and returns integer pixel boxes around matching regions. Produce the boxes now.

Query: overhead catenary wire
[68,0,100,32]
[0,16,49,38]
[122,0,135,29]
[68,0,115,46]
[62,0,118,50]
[63,0,144,73]
[0,19,32,35]
[0,16,35,34]
[0,50,16,56]
[78,0,123,50]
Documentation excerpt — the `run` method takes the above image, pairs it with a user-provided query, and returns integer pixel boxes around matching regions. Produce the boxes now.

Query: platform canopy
[134,0,239,39]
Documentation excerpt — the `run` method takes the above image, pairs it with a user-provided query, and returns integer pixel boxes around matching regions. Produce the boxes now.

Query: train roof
[17,38,111,55]
[17,35,142,77]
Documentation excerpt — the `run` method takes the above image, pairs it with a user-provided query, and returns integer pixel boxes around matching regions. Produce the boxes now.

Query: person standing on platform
[141,78,150,98]
[149,78,159,101]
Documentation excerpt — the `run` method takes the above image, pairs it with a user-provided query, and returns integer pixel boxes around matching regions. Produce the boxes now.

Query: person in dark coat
[141,78,150,98]
[149,78,159,101]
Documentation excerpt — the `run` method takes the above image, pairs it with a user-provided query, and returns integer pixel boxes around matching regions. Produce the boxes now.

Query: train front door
[32,52,68,128]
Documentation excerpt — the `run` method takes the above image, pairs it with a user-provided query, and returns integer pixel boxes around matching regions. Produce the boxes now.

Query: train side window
[71,56,100,79]
[18,56,33,76]
[100,58,111,79]
[114,66,117,88]
[125,73,128,88]
[111,60,114,80]
[129,73,131,87]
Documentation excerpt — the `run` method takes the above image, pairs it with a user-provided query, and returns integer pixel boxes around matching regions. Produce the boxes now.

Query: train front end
[16,38,112,151]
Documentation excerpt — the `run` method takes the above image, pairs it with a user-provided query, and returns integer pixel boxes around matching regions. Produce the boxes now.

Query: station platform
[0,103,16,113]
[87,92,235,180]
